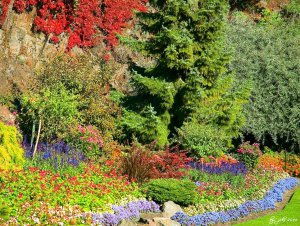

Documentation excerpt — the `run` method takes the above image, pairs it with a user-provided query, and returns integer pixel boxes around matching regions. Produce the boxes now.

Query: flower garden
[0,126,299,225]
[1,0,300,225]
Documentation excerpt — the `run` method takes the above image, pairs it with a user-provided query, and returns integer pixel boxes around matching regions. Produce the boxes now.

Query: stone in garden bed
[162,201,183,218]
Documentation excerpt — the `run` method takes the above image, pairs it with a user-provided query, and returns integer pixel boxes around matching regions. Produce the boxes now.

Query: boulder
[149,217,181,226]
[162,201,183,218]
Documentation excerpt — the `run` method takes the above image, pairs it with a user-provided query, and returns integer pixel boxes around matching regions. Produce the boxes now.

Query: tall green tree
[228,12,300,152]
[119,0,251,154]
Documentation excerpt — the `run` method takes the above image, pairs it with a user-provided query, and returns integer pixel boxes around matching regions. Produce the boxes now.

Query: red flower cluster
[1,0,147,50]
[258,153,300,177]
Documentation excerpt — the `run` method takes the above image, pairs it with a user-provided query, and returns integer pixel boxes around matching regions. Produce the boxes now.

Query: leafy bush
[0,205,10,221]
[0,122,25,170]
[142,178,198,206]
[150,148,190,179]
[236,142,262,169]
[176,121,230,157]
[31,54,120,143]
[19,84,80,142]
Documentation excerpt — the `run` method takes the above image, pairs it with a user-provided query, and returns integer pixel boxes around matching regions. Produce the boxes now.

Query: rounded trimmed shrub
[142,178,198,206]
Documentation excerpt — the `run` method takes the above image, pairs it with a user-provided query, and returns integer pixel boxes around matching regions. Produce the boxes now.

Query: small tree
[120,0,251,153]
[19,84,80,154]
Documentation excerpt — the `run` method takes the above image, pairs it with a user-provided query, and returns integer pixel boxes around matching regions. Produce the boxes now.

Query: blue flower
[171,177,299,226]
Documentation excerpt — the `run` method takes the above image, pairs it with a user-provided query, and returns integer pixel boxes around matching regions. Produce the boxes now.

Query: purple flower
[90,200,161,225]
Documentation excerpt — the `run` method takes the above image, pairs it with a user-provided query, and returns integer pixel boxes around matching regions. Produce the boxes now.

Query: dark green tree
[119,0,251,154]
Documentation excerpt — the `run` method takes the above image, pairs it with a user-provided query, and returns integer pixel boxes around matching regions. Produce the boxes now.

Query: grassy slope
[237,189,300,226]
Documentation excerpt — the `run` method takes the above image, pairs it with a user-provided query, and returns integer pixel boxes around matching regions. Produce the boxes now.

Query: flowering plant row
[90,200,160,225]
[171,177,299,226]
[188,160,248,176]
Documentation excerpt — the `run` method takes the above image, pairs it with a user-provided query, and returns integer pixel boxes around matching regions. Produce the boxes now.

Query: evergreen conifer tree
[120,0,251,153]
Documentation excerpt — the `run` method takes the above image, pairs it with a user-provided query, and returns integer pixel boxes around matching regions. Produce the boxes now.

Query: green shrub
[142,178,198,206]
[19,84,80,142]
[0,122,25,170]
[176,120,229,157]
[35,54,120,143]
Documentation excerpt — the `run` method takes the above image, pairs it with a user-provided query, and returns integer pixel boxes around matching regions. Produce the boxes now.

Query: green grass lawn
[237,189,300,226]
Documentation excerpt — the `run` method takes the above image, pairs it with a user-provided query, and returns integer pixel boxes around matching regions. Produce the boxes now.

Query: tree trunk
[32,119,41,158]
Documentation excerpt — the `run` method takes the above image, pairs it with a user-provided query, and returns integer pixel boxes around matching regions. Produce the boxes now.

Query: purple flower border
[171,177,299,226]
[90,200,160,225]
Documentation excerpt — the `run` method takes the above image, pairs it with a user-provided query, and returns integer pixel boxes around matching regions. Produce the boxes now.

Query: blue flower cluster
[91,200,160,225]
[23,140,86,168]
[171,177,298,226]
[188,161,248,175]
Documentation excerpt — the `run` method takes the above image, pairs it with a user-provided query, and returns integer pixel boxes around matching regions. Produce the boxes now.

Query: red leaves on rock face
[1,0,147,50]
[0,0,12,26]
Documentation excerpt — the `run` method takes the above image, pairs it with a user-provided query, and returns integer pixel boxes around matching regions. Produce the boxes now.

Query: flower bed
[171,177,299,225]
[0,164,144,225]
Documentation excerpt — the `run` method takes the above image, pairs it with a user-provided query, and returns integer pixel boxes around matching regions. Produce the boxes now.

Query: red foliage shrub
[120,144,190,184]
[120,143,154,184]
[150,147,191,179]
[1,0,147,50]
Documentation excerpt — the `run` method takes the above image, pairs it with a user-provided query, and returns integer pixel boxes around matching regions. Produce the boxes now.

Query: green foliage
[19,84,80,142]
[0,205,11,221]
[142,178,198,206]
[33,54,120,142]
[228,14,300,151]
[284,0,300,19]
[120,0,250,151]
[0,122,25,170]
[176,121,228,156]
[119,106,169,147]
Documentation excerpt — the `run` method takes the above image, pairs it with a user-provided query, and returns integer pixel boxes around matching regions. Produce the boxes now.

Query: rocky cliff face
[0,8,68,96]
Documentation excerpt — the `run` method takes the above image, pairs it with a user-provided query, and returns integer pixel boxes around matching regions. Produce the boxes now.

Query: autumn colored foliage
[0,0,147,50]
[120,144,190,184]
